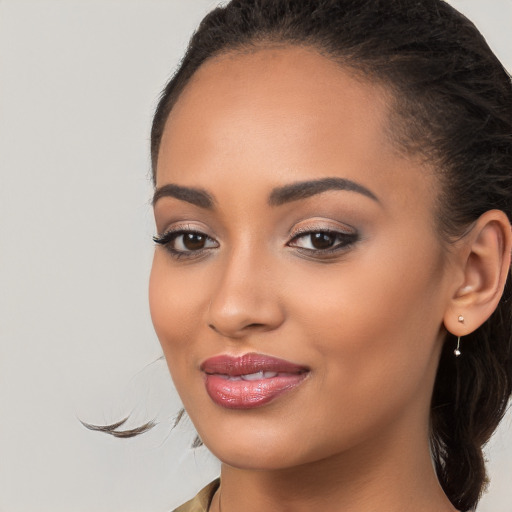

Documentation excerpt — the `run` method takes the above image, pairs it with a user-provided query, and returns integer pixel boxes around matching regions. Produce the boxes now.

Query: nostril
[208,322,268,336]
[247,323,265,329]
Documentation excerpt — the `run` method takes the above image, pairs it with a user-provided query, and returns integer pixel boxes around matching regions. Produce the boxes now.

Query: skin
[150,47,510,511]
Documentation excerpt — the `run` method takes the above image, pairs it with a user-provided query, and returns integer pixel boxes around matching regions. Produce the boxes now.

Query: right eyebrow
[152,184,215,209]
[268,177,379,206]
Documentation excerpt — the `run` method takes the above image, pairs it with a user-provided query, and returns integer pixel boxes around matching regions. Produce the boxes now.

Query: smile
[200,353,309,409]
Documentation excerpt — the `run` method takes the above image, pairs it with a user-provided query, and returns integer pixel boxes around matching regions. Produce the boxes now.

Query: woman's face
[150,47,458,470]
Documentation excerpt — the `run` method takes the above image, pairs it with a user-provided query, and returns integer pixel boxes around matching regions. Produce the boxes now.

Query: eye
[288,230,358,254]
[153,229,219,258]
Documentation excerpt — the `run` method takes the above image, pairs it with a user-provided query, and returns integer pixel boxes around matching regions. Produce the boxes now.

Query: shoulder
[172,479,220,512]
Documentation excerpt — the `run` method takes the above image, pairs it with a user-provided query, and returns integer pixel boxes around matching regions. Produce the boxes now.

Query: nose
[206,248,285,339]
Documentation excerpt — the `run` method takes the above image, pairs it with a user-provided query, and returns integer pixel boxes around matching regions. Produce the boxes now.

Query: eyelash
[153,229,219,259]
[287,229,359,256]
[153,228,359,260]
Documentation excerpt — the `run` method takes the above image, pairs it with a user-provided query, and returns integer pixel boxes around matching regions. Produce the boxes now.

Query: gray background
[0,1,510,510]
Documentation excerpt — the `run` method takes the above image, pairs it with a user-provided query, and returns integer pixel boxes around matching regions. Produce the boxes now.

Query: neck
[212,422,456,512]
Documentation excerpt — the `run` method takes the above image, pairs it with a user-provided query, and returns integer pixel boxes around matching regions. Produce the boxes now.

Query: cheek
[149,253,213,417]
[285,240,446,397]
[149,253,205,367]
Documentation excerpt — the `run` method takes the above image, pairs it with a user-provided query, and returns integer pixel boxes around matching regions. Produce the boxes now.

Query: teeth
[215,371,283,381]
[241,371,279,381]
[241,371,264,381]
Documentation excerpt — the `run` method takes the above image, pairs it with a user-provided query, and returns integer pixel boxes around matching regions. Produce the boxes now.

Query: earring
[454,336,461,357]
[454,315,464,357]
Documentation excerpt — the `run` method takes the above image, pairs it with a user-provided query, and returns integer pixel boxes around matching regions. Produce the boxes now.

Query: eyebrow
[153,177,378,209]
[152,184,214,209]
[268,177,379,206]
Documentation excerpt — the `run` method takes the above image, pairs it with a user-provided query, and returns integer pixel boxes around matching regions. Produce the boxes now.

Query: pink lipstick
[200,353,309,409]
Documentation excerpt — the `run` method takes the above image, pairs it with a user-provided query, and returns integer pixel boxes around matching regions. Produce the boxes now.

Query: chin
[196,418,343,473]
[209,442,302,471]
[194,420,303,470]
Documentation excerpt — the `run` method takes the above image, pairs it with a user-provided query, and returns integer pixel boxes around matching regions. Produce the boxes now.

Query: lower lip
[204,373,308,409]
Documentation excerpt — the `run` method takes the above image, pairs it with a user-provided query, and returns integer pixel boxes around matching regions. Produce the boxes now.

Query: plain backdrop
[0,1,510,511]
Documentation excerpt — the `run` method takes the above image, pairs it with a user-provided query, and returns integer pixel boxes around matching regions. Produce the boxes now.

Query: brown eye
[288,229,358,254]
[153,230,219,256]
[172,232,218,253]
[310,233,336,249]
[182,233,207,251]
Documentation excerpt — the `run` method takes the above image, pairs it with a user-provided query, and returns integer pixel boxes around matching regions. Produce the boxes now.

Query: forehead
[156,46,436,213]
[162,48,390,158]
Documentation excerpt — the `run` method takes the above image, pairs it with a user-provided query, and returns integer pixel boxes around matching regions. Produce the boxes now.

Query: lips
[200,353,309,409]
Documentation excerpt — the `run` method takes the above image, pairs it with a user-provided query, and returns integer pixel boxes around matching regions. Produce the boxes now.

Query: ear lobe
[444,210,512,336]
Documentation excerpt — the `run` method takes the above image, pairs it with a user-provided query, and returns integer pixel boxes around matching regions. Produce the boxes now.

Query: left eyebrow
[152,184,215,209]
[268,177,379,206]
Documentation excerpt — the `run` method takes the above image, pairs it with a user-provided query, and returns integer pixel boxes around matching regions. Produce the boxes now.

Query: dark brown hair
[98,2,512,510]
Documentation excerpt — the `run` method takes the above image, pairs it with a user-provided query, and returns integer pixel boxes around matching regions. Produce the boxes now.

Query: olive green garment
[173,479,220,512]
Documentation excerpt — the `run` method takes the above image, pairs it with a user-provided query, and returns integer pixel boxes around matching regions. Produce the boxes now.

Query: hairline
[152,39,455,242]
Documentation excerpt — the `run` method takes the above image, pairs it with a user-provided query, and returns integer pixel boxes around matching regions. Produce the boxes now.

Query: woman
[148,1,512,510]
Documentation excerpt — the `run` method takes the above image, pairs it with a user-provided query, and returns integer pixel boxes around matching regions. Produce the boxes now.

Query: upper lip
[200,352,309,376]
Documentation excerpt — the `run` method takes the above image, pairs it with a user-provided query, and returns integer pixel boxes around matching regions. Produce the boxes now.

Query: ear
[444,210,512,337]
